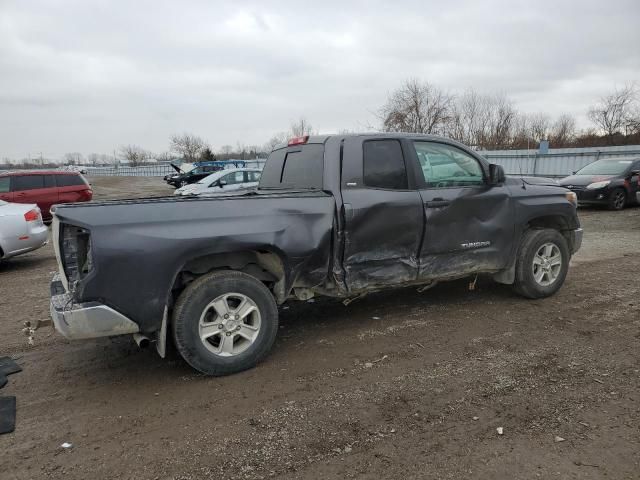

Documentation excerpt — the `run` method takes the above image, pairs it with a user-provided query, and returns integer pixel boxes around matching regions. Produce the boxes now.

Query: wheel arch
[494,215,574,286]
[169,248,289,305]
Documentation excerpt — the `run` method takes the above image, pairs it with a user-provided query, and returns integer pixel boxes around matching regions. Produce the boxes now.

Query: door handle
[426,198,450,208]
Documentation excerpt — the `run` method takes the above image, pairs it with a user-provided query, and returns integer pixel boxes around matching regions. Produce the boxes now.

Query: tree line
[2,82,638,169]
[379,80,640,150]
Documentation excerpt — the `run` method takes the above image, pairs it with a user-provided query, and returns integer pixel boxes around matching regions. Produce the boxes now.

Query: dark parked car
[558,158,640,210]
[165,164,223,188]
[48,134,582,376]
[0,170,93,221]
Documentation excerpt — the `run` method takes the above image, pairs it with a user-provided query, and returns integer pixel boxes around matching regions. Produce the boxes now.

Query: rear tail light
[80,189,93,201]
[288,135,309,146]
[61,224,93,285]
[24,208,41,222]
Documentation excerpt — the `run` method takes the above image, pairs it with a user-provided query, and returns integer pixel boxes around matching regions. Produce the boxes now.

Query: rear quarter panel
[54,194,335,332]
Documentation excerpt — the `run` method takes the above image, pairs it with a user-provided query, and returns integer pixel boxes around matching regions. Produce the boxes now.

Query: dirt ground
[1,177,639,480]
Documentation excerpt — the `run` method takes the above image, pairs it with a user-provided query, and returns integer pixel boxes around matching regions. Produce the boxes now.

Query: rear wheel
[513,229,570,299]
[608,188,626,210]
[172,271,279,375]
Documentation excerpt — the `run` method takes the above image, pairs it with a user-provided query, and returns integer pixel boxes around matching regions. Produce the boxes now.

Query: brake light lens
[24,208,41,222]
[288,135,309,146]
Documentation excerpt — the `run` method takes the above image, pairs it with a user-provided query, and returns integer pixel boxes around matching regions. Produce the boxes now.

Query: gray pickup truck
[49,134,582,375]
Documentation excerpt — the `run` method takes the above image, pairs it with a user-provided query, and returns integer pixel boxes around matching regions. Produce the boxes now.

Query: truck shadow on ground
[52,275,519,384]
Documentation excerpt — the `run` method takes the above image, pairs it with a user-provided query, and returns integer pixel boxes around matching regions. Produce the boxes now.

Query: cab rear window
[259,144,324,190]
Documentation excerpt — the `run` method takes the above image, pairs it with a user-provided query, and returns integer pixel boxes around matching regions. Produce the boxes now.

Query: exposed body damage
[48,133,582,374]
[52,192,336,333]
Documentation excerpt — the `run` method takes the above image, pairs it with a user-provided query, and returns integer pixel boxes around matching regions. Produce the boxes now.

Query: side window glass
[363,139,408,190]
[56,175,82,187]
[0,177,9,193]
[12,175,44,191]
[44,175,56,188]
[413,142,484,188]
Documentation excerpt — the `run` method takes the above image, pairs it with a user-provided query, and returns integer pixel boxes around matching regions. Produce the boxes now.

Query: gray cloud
[0,0,638,159]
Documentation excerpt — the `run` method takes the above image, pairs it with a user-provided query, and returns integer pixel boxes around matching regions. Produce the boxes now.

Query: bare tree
[119,145,150,167]
[156,151,177,163]
[87,153,100,166]
[527,113,551,143]
[588,85,637,140]
[170,133,208,161]
[290,117,315,137]
[264,132,287,152]
[219,145,233,156]
[63,152,84,165]
[381,79,453,134]
[549,114,576,147]
[485,94,517,148]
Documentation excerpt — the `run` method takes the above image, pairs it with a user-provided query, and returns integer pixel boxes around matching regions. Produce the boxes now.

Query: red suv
[0,171,93,221]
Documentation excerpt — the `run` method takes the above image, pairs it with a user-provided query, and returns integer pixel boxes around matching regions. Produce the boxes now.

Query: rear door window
[0,177,9,193]
[12,175,44,191]
[55,174,86,187]
[363,139,408,190]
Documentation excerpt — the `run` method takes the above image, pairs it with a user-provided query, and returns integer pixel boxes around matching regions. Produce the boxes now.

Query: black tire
[608,188,626,210]
[512,229,570,299]
[172,270,279,376]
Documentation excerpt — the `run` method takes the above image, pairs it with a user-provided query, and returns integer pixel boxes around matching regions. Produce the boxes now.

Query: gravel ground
[0,177,639,479]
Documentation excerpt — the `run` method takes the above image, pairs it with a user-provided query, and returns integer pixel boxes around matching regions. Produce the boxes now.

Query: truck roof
[273,133,468,151]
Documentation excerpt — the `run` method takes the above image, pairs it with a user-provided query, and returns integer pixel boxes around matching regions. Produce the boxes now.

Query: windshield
[576,159,632,175]
[259,144,324,190]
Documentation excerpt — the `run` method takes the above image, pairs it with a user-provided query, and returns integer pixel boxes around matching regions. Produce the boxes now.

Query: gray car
[174,168,262,196]
[0,200,48,261]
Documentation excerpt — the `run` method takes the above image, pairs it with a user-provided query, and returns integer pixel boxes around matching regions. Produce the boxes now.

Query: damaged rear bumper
[49,274,139,340]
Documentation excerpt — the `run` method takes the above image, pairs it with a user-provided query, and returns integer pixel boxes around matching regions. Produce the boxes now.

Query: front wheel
[608,188,626,210]
[513,229,570,299]
[172,271,279,375]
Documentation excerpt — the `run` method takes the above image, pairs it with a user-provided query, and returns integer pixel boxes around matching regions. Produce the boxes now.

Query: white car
[174,168,262,196]
[0,201,48,261]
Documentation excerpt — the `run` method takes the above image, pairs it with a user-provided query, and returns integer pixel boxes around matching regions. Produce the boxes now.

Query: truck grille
[60,224,93,286]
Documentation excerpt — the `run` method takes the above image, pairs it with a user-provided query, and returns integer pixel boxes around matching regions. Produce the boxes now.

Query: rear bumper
[2,226,48,259]
[49,273,139,340]
[570,228,583,254]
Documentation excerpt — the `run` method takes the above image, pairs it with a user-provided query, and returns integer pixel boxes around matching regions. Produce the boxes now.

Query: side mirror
[489,164,506,185]
[218,180,227,188]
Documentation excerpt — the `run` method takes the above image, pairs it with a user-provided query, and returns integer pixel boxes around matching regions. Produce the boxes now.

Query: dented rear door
[410,140,514,279]
[340,137,424,291]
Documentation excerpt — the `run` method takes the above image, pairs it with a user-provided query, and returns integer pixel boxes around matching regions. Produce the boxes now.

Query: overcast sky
[1,0,638,159]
